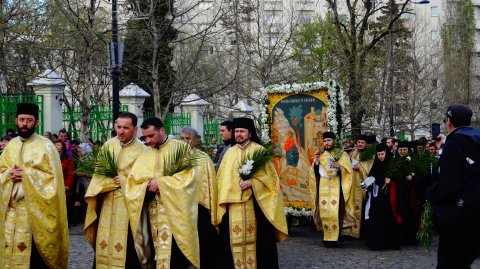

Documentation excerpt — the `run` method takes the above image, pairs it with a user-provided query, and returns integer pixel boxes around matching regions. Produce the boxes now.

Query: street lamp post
[111,0,120,121]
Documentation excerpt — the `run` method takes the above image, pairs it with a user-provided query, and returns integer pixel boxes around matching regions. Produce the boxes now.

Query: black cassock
[364,155,401,251]
[217,197,279,269]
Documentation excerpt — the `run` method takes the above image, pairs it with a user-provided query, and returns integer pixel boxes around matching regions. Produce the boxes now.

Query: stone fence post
[28,69,66,135]
[119,83,150,137]
[180,93,209,140]
[231,100,253,118]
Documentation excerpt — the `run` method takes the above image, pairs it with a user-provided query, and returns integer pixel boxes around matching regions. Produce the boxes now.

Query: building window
[431,31,439,40]
[400,12,410,20]
[298,10,313,23]
[431,6,439,17]
[265,11,281,24]
[432,78,438,88]
[199,1,213,10]
[266,35,279,47]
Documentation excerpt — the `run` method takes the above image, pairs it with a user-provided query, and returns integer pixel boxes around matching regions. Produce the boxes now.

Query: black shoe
[323,241,337,248]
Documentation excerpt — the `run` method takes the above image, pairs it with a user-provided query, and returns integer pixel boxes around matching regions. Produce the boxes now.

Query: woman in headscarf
[363,143,401,250]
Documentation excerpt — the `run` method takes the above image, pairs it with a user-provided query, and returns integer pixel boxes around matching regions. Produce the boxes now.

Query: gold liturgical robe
[216,142,288,269]
[344,149,374,238]
[0,134,69,269]
[125,139,199,269]
[308,150,354,242]
[194,149,217,224]
[84,137,145,268]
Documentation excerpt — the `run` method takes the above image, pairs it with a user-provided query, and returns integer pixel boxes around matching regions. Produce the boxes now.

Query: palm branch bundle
[385,156,405,179]
[163,143,201,176]
[94,146,118,178]
[74,146,118,177]
[238,144,277,181]
[410,151,438,176]
[329,148,344,162]
[74,146,100,175]
[359,144,376,162]
[417,201,434,252]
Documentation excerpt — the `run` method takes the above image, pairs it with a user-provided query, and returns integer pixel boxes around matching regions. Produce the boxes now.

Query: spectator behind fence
[53,139,75,227]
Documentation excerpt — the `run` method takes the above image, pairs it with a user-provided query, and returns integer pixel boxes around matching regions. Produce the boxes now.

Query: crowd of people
[0,103,287,269]
[308,104,480,269]
[0,102,479,269]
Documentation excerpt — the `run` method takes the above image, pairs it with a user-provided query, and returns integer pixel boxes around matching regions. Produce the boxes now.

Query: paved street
[69,225,480,269]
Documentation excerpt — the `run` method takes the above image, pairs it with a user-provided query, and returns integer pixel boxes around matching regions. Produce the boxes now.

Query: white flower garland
[284,206,312,217]
[257,81,345,142]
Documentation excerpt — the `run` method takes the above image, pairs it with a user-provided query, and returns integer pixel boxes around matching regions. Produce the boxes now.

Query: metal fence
[203,120,221,144]
[0,94,44,136]
[63,104,128,141]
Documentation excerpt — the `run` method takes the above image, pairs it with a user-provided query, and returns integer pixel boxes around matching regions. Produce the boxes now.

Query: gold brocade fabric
[125,139,199,269]
[194,149,217,224]
[229,200,256,269]
[0,134,69,269]
[316,150,354,241]
[344,150,374,238]
[216,142,288,246]
[4,198,32,269]
[84,137,145,268]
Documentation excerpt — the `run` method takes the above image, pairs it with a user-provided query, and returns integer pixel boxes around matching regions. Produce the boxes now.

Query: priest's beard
[17,125,36,139]
[324,145,334,152]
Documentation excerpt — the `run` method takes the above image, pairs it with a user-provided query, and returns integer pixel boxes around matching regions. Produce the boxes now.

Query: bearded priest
[216,117,288,269]
[0,103,69,269]
[308,131,354,248]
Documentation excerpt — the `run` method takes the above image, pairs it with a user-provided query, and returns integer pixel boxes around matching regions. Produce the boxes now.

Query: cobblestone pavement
[69,225,480,269]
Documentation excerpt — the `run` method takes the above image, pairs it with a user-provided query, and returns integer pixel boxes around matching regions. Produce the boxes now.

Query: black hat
[445,104,472,127]
[376,143,388,152]
[367,135,378,144]
[398,140,410,149]
[16,103,39,119]
[356,134,368,142]
[233,117,261,144]
[323,131,336,140]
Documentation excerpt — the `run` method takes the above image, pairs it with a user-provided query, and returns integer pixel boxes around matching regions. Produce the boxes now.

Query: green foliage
[359,144,376,162]
[329,148,344,162]
[291,16,339,82]
[163,143,201,176]
[74,146,100,176]
[94,147,118,178]
[417,201,434,252]
[441,0,475,104]
[238,144,278,181]
[74,146,118,178]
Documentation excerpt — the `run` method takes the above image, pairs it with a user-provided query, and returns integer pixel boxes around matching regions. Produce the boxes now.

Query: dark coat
[426,126,480,206]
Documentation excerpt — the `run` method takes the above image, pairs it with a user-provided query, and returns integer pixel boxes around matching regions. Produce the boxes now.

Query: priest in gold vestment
[307,131,354,247]
[180,127,218,269]
[84,112,148,268]
[125,117,199,269]
[216,117,288,269]
[0,103,68,269]
[344,135,374,238]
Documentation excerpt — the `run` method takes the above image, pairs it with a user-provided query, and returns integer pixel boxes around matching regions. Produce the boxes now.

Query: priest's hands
[240,179,252,190]
[114,176,121,186]
[10,164,23,182]
[353,163,360,171]
[331,162,341,169]
[148,178,159,193]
